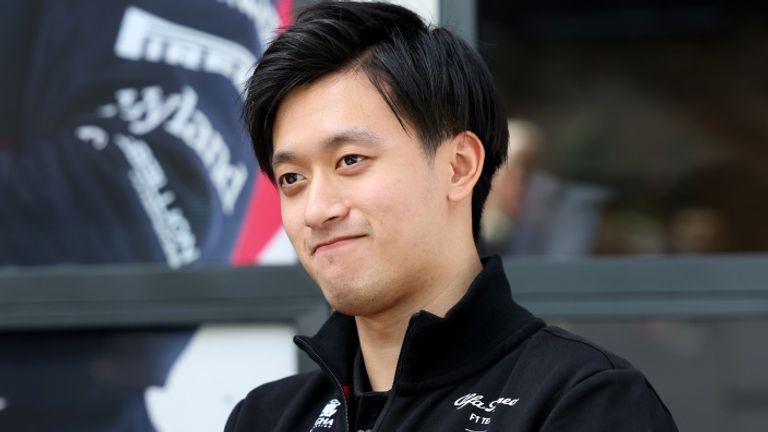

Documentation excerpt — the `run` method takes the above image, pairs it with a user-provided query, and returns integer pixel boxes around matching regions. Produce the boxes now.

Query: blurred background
[1,0,767,431]
[479,1,768,258]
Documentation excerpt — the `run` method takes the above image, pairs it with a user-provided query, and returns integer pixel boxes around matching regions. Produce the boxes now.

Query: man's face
[271,70,452,317]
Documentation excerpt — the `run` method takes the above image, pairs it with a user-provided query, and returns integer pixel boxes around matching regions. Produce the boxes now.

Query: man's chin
[329,302,382,318]
[320,285,383,317]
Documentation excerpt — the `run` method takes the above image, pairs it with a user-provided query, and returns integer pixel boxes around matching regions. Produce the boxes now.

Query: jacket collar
[294,256,544,395]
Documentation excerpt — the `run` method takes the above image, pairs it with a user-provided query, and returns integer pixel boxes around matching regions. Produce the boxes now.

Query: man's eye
[339,155,365,167]
[278,172,305,186]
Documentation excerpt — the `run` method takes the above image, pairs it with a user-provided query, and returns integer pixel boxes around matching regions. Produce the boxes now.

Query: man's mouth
[311,235,366,255]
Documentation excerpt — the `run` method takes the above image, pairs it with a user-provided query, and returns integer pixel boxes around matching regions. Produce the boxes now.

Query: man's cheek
[281,219,305,256]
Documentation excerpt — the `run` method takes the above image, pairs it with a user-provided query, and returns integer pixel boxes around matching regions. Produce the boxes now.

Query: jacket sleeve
[539,368,679,431]
[0,0,276,266]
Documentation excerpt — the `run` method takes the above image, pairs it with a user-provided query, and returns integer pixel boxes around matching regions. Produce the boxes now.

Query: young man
[227,2,678,431]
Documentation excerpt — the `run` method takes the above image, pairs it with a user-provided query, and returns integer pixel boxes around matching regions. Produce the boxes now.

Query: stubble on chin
[318,277,384,317]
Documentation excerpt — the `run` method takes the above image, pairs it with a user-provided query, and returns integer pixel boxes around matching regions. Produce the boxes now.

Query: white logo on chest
[454,393,519,413]
[310,398,341,431]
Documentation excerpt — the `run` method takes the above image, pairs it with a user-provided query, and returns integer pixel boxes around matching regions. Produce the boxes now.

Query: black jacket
[226,257,678,431]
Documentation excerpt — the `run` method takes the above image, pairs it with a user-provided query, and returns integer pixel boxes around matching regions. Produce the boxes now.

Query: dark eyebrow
[271,128,383,168]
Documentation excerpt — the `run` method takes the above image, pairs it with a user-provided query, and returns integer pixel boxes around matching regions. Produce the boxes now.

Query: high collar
[294,256,545,395]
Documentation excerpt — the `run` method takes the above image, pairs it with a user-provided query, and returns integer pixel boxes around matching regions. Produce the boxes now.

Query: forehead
[271,70,414,162]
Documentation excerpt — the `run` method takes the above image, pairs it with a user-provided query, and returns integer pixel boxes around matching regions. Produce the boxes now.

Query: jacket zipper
[370,315,421,431]
[370,388,396,432]
[295,338,351,432]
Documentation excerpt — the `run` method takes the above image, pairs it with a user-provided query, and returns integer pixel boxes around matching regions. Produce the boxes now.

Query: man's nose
[304,175,348,228]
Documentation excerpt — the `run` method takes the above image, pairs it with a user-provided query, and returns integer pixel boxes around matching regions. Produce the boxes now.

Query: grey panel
[1,255,767,331]
[440,0,476,46]
[0,264,326,329]
[504,255,768,318]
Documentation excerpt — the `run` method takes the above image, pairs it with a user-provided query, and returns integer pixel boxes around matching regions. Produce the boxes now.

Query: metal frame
[2,254,768,330]
[506,254,768,319]
[0,264,327,330]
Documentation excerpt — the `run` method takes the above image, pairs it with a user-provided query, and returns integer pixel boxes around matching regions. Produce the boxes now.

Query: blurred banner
[0,0,295,267]
[0,1,294,430]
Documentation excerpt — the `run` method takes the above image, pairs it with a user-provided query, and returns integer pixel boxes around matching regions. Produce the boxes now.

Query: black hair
[244,0,508,240]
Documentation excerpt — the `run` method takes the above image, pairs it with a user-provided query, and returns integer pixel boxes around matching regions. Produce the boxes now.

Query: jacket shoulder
[534,326,635,370]
[513,326,677,430]
[510,325,645,399]
[247,370,326,398]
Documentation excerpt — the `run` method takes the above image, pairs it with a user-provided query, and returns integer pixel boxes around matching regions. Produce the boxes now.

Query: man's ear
[447,131,485,202]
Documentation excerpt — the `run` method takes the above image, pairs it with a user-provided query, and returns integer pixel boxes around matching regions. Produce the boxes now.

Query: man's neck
[355,253,483,392]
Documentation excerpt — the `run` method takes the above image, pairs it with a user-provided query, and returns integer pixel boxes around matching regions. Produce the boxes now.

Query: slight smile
[312,235,366,255]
